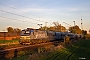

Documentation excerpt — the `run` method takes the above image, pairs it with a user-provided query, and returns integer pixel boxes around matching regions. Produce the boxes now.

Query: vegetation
[69,25,82,34]
[12,55,29,60]
[7,27,21,34]
[26,39,90,60]
[39,22,66,32]
[64,35,70,46]
[82,30,87,35]
[11,49,38,60]
[0,39,19,44]
[39,22,88,35]
[0,39,19,49]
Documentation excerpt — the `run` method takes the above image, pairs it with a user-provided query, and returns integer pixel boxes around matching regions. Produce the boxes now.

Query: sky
[0,0,90,33]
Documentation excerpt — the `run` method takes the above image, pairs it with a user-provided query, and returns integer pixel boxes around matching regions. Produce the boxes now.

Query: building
[0,32,20,40]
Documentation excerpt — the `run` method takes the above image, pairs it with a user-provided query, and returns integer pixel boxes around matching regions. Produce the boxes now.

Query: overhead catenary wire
[0,16,38,24]
[0,9,44,22]
[63,22,72,27]
[0,2,51,23]
[0,2,42,18]
[0,2,58,28]
[0,9,53,28]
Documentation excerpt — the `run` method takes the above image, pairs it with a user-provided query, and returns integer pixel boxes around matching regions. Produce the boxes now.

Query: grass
[11,39,90,60]
[69,39,90,60]
[36,39,90,60]
[11,55,29,60]
[0,39,19,44]
[11,49,38,60]
[0,39,19,49]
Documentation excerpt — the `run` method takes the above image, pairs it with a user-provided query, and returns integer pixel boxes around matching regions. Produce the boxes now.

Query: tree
[7,27,14,32]
[82,30,87,35]
[69,25,82,34]
[53,22,66,32]
[82,30,87,39]
[89,30,90,34]
[7,27,21,34]
[39,26,49,30]
[39,22,66,32]
[48,26,56,31]
[14,28,21,34]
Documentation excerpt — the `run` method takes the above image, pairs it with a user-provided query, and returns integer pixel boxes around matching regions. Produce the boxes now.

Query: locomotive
[19,28,83,45]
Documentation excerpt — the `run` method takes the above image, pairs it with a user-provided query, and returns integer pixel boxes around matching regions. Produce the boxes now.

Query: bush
[64,36,70,45]
[18,51,25,56]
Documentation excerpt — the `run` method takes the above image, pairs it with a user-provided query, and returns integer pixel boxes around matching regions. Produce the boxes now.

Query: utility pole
[81,17,83,30]
[45,22,48,30]
[45,22,48,27]
[73,21,75,26]
[37,24,42,28]
[37,17,43,29]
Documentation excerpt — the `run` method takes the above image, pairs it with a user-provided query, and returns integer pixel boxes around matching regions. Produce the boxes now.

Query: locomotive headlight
[20,36,30,39]
[26,37,30,39]
[20,37,24,39]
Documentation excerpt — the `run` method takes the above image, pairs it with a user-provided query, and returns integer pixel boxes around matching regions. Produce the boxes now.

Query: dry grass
[27,44,64,60]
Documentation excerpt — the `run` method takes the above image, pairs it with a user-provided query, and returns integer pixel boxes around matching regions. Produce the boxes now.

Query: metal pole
[73,21,75,26]
[37,24,42,28]
[45,22,48,30]
[81,17,83,30]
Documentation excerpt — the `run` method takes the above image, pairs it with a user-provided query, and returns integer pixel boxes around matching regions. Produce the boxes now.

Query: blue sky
[0,0,90,32]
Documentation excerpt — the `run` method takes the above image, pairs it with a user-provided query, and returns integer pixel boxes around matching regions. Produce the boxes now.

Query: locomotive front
[19,29,33,44]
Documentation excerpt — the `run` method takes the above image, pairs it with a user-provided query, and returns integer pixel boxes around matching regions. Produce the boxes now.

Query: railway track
[1,42,53,51]
[0,41,61,49]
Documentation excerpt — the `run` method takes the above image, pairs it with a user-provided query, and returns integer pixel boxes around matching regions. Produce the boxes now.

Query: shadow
[53,43,59,46]
[53,41,61,46]
[14,49,18,58]
[0,47,9,60]
[64,40,90,60]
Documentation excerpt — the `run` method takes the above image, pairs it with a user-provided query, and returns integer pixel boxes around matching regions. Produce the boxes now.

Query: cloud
[69,8,79,11]
[67,8,79,11]
[21,8,55,13]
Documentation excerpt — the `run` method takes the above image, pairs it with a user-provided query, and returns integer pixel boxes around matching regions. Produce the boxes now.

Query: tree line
[6,22,88,36]
[7,27,21,34]
[39,22,66,32]
[39,22,87,35]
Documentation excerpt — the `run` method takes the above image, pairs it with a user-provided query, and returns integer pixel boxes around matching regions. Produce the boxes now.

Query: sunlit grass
[0,39,19,49]
[0,39,19,44]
